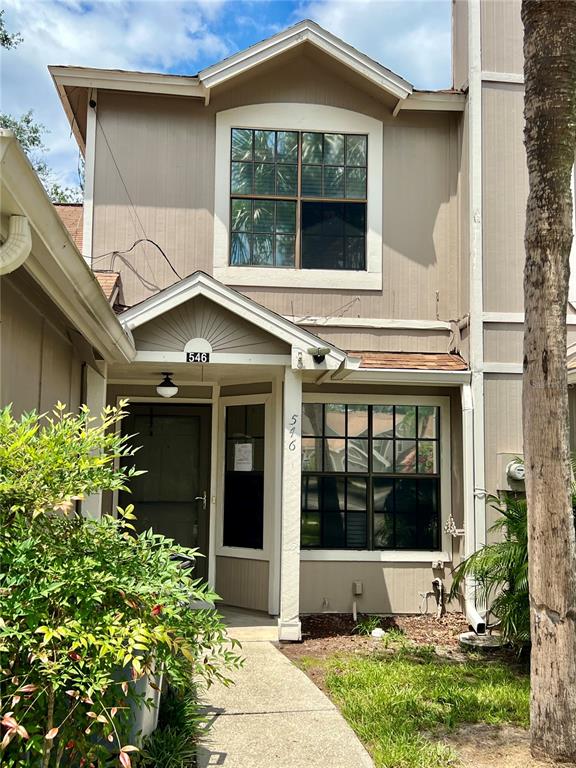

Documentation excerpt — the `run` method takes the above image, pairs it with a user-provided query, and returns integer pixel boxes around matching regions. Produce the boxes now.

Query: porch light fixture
[156,372,178,398]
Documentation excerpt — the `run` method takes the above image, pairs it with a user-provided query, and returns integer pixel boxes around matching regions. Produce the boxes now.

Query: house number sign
[186,351,210,363]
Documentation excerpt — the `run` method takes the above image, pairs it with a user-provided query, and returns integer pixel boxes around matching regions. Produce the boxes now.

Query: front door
[120,403,212,581]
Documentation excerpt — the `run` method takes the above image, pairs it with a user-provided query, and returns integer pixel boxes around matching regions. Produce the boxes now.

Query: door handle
[194,491,207,510]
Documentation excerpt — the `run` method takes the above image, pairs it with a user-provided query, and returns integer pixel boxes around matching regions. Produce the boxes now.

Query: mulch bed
[280,612,470,664]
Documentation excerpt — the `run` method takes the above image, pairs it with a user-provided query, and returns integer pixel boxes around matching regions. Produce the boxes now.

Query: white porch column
[81,363,107,519]
[278,366,302,641]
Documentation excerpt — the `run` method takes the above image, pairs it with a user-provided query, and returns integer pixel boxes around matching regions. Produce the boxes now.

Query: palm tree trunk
[522,0,576,760]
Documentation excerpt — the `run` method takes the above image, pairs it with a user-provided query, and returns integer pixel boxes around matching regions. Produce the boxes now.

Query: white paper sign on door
[234,442,253,472]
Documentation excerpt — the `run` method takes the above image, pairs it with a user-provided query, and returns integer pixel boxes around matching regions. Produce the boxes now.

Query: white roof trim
[0,131,134,364]
[199,20,413,100]
[49,66,207,99]
[119,271,347,368]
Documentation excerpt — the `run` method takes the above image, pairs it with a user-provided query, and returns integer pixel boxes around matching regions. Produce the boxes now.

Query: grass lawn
[298,639,529,768]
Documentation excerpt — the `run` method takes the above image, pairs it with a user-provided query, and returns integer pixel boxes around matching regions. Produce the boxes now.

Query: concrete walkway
[197,640,374,768]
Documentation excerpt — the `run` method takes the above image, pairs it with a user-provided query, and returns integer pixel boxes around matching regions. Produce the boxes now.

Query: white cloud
[294,0,451,90]
[1,0,231,185]
[0,0,452,188]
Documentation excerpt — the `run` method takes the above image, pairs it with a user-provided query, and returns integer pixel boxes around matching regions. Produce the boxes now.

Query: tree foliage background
[0,11,83,203]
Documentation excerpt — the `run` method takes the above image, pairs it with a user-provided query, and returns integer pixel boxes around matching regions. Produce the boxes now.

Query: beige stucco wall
[92,48,463,329]
[0,270,83,416]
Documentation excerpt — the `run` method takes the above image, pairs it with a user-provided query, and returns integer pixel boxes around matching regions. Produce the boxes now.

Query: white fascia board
[481,71,524,85]
[288,316,451,330]
[199,20,412,100]
[134,351,292,366]
[50,76,86,153]
[0,132,135,363]
[400,92,466,112]
[329,368,471,385]
[49,66,207,99]
[484,312,576,326]
[119,272,347,365]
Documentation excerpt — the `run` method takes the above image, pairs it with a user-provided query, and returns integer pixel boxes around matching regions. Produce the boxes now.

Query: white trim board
[483,363,523,374]
[119,271,347,369]
[329,369,471,385]
[300,550,451,563]
[82,91,96,265]
[213,103,383,291]
[200,20,412,100]
[484,312,576,325]
[481,71,524,85]
[287,316,451,331]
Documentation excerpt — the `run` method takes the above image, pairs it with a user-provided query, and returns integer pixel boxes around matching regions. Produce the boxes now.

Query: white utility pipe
[0,215,32,275]
[461,382,487,634]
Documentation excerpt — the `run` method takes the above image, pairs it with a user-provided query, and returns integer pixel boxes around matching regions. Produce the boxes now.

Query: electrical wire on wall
[92,104,182,294]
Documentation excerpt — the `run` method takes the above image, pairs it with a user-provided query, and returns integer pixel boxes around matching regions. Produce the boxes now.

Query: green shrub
[0,403,240,767]
[354,615,381,635]
[450,493,529,646]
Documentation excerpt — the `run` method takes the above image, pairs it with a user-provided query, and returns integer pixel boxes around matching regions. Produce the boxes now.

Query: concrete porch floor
[218,604,279,642]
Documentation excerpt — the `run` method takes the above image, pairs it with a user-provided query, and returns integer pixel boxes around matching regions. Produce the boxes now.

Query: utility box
[496,452,525,492]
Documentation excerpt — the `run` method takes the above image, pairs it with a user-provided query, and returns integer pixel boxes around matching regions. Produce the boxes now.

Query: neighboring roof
[93,270,120,302]
[348,352,469,371]
[119,270,348,370]
[0,130,134,363]
[50,20,464,149]
[54,203,83,251]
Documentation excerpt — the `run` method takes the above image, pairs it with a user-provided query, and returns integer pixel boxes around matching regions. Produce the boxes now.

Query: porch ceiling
[107,360,285,386]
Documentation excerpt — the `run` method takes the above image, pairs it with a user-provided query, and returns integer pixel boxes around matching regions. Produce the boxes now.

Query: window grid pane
[230,198,296,267]
[229,128,368,270]
[301,404,441,550]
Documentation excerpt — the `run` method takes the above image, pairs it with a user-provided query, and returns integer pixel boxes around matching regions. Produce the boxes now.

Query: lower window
[301,403,441,550]
[223,403,265,549]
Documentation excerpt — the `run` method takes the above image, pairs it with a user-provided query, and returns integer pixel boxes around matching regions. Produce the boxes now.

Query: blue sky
[1,0,452,187]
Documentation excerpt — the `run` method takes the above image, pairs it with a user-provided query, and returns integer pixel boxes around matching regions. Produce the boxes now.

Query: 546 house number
[186,351,210,363]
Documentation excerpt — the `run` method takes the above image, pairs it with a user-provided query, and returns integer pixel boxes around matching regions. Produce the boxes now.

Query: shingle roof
[347,352,469,371]
[93,271,121,302]
[54,203,83,251]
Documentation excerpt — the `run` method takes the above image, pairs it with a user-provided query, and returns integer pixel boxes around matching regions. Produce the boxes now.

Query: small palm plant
[450,493,530,646]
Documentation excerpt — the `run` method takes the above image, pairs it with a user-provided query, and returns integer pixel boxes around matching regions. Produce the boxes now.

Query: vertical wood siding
[482,83,527,314]
[92,50,463,328]
[299,561,458,614]
[215,556,269,612]
[0,273,82,416]
[481,0,523,75]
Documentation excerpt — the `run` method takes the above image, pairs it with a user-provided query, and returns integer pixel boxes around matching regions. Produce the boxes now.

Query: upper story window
[214,104,382,290]
[230,128,367,270]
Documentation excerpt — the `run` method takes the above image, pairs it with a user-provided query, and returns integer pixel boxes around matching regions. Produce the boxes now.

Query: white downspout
[461,383,487,634]
[0,215,32,275]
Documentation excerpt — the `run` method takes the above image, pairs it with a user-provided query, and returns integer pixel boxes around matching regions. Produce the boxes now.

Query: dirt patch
[442,724,576,768]
[280,612,470,664]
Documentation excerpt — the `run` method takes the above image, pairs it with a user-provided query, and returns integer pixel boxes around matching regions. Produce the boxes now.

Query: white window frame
[215,393,274,561]
[299,392,452,563]
[213,103,383,290]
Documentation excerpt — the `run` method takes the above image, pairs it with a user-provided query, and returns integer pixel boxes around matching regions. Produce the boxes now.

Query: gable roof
[119,271,348,369]
[50,19,465,149]
[199,20,413,100]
